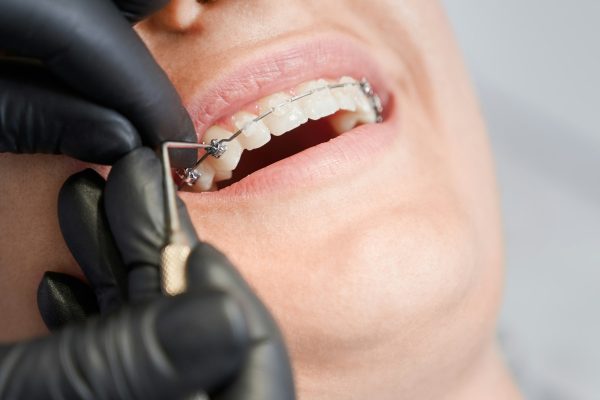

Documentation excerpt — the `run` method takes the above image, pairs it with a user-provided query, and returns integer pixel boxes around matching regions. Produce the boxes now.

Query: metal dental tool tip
[160,141,213,296]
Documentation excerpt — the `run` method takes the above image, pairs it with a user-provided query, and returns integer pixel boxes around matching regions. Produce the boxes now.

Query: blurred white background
[442,1,600,399]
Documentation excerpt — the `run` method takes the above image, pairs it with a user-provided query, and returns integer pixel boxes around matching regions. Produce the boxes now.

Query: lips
[179,32,397,197]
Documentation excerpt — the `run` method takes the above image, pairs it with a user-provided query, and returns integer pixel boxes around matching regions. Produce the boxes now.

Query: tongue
[219,117,338,188]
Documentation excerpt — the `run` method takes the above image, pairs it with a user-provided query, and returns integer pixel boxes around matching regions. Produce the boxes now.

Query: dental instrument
[175,78,383,187]
[160,141,214,296]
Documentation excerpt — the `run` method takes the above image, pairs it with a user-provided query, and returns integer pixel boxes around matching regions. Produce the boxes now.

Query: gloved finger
[58,169,128,313]
[36,272,99,332]
[0,291,249,399]
[0,0,196,167]
[187,242,280,341]
[0,61,140,164]
[104,147,198,301]
[127,265,162,304]
[186,243,296,400]
[113,0,170,23]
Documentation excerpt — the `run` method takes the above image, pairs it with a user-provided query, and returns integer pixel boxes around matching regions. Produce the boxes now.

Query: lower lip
[182,99,400,201]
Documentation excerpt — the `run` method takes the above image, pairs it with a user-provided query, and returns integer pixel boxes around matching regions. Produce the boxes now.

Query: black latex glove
[36,148,296,399]
[0,150,250,399]
[0,0,196,166]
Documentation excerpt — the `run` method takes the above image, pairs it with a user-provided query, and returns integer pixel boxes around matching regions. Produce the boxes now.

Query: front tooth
[257,93,308,136]
[202,126,243,171]
[332,76,358,111]
[190,162,215,192]
[212,168,232,181]
[296,79,339,120]
[231,111,271,150]
[331,87,357,112]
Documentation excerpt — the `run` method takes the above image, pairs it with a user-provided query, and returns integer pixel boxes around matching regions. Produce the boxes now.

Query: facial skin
[0,1,521,399]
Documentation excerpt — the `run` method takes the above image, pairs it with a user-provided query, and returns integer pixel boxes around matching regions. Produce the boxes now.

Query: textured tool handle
[161,244,210,399]
[160,243,192,296]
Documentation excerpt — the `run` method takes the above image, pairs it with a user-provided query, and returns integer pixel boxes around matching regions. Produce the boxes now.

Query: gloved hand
[35,148,296,399]
[0,0,195,166]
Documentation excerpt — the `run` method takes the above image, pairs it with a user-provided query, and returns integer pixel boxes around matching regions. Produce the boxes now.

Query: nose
[149,0,215,32]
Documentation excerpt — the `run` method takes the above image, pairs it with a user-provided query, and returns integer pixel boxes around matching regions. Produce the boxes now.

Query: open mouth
[178,76,383,192]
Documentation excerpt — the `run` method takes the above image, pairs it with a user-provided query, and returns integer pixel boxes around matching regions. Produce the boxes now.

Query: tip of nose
[148,0,210,32]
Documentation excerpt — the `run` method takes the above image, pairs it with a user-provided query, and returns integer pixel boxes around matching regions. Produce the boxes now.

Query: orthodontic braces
[176,78,383,187]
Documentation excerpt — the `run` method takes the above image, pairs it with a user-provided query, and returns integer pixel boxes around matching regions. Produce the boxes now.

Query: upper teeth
[181,77,383,191]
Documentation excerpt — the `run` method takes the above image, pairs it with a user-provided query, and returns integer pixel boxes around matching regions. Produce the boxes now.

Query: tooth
[258,92,308,136]
[356,108,377,124]
[231,111,271,150]
[332,87,357,112]
[202,126,243,171]
[330,111,360,135]
[211,167,232,182]
[204,158,232,182]
[296,79,339,120]
[189,162,215,192]
[353,90,377,124]
[339,76,372,113]
[205,157,235,183]
[339,77,376,124]
[334,77,358,111]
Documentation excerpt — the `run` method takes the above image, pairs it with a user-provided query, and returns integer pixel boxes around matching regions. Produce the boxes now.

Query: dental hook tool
[176,78,383,187]
[161,142,224,400]
[160,141,214,296]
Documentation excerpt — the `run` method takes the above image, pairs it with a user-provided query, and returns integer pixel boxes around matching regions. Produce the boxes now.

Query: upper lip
[182,30,390,141]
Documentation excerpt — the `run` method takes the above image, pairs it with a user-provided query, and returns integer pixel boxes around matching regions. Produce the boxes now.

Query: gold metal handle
[160,243,192,296]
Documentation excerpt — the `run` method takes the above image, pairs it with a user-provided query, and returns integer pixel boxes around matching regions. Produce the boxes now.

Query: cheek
[267,190,484,362]
[183,108,502,377]
[264,171,501,392]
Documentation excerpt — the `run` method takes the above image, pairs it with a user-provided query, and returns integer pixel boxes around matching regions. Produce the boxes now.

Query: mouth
[176,33,397,196]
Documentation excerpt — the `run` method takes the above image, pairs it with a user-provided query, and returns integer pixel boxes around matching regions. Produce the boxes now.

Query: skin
[0,1,521,399]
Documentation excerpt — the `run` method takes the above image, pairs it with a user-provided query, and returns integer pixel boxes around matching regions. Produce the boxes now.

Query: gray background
[442,1,600,399]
